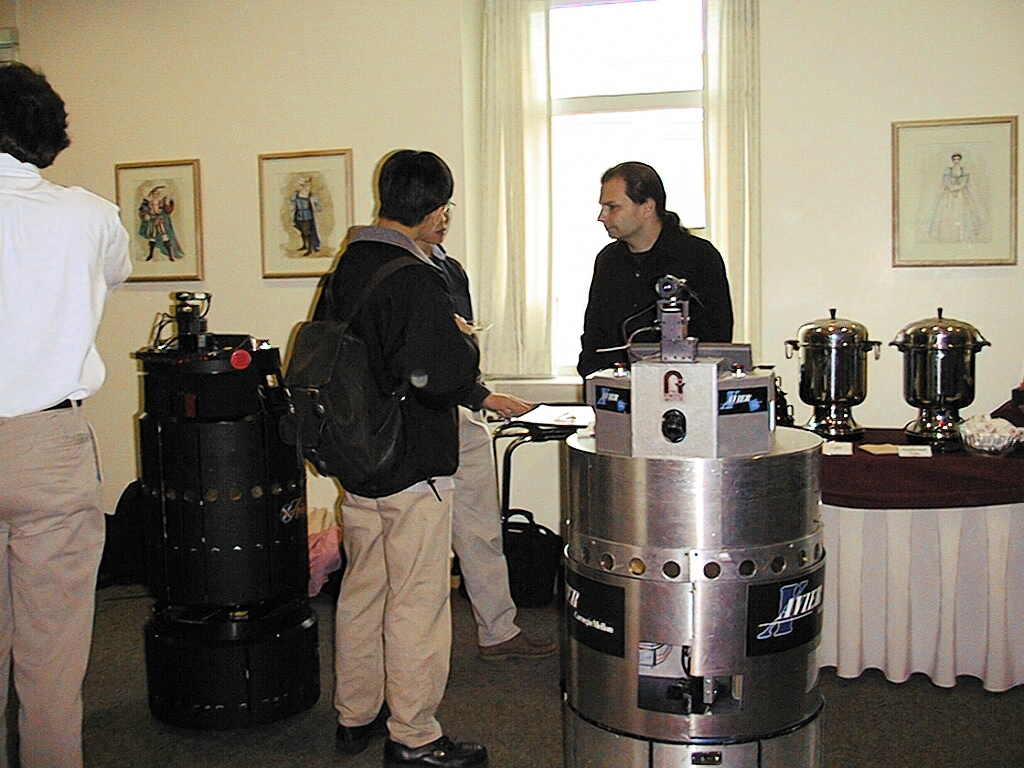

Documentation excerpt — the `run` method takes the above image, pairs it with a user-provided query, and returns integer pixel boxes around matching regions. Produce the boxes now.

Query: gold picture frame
[115,159,203,281]
[259,148,354,278]
[893,116,1017,267]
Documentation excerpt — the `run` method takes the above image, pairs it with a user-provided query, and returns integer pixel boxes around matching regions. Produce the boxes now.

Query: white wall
[9,0,1024,523]
[760,1,1024,430]
[15,0,472,513]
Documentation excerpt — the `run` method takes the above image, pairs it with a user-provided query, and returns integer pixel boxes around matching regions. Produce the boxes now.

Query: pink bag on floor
[307,524,342,597]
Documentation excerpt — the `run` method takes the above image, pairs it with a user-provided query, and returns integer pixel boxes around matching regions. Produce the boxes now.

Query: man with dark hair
[414,207,557,662]
[577,161,734,377]
[316,150,489,767]
[0,62,131,768]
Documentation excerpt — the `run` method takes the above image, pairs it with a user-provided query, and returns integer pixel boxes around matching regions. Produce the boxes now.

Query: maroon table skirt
[820,428,1024,509]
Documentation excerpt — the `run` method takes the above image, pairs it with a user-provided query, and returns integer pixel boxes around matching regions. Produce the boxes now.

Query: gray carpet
[7,583,1022,767]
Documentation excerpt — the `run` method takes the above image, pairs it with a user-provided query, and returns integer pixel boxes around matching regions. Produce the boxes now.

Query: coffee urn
[890,308,989,448]
[785,309,881,439]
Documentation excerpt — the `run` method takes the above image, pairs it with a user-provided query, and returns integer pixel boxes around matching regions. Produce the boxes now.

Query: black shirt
[577,225,734,377]
[429,245,474,323]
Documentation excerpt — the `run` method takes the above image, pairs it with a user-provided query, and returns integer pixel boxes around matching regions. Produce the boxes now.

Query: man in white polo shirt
[0,61,131,768]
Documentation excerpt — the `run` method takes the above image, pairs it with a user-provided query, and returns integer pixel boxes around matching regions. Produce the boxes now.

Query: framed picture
[115,159,203,281]
[259,149,354,277]
[892,116,1017,267]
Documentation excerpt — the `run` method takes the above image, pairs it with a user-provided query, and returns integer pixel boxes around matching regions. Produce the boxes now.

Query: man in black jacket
[316,150,488,767]
[577,161,734,378]
[415,215,557,662]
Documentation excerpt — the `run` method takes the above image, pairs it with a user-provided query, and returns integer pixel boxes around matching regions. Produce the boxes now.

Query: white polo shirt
[0,153,131,417]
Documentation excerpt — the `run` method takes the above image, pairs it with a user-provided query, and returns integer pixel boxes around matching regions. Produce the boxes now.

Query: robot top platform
[568,424,823,463]
[586,356,783,460]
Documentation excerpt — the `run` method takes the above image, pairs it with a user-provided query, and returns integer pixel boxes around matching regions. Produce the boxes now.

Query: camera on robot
[654,274,691,302]
[174,291,211,304]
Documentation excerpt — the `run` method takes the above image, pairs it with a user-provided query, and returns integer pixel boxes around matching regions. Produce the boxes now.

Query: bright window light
[550,0,703,98]
[549,0,706,375]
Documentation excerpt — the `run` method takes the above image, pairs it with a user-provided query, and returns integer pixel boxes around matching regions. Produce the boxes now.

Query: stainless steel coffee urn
[890,308,989,447]
[568,277,825,767]
[785,309,881,439]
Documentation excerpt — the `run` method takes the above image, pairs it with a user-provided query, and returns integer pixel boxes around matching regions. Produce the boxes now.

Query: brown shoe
[479,632,557,660]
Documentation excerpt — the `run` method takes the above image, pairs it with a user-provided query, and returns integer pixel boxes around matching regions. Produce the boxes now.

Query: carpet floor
[5,583,1021,767]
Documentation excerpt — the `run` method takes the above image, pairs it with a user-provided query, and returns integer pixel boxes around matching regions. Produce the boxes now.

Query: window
[549,0,706,374]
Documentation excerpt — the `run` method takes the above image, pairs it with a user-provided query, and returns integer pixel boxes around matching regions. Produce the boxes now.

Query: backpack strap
[339,255,424,400]
[340,255,424,326]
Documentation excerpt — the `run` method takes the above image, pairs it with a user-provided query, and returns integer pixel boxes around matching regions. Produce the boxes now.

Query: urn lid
[890,308,989,351]
[793,308,872,348]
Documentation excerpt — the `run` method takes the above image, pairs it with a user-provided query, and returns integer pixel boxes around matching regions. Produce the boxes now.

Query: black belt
[44,399,81,411]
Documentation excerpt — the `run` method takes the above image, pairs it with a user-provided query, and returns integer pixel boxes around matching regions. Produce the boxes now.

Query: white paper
[898,445,933,458]
[512,404,595,428]
[823,441,854,456]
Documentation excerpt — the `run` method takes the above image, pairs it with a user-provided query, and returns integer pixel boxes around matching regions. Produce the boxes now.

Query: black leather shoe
[384,735,489,767]
[336,704,389,755]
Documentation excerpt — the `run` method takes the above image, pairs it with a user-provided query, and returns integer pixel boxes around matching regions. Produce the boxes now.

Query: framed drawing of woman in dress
[893,116,1017,267]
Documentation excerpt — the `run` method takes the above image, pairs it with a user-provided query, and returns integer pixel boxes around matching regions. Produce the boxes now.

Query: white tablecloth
[818,502,1024,692]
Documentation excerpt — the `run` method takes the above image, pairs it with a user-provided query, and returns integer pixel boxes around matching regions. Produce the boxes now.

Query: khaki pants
[452,407,518,647]
[0,407,105,768]
[334,483,453,748]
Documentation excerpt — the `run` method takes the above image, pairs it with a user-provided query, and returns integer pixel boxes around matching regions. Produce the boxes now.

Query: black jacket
[577,225,734,377]
[429,245,474,322]
[427,244,491,409]
[313,228,481,495]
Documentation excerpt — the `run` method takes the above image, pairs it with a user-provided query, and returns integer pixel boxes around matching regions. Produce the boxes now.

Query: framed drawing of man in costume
[115,158,203,281]
[259,148,353,278]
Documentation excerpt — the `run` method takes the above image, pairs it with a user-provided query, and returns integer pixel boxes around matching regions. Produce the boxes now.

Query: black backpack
[280,256,420,496]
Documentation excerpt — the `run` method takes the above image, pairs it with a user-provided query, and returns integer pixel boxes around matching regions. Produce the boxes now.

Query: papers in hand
[512,404,595,428]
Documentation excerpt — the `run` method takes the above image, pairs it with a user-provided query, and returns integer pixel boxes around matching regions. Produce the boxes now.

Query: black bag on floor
[98,480,149,589]
[502,509,564,608]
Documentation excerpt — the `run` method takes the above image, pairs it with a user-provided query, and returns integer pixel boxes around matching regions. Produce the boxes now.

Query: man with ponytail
[577,161,734,378]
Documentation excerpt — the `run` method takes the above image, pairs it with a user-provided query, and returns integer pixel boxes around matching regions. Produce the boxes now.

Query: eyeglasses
[441,201,456,217]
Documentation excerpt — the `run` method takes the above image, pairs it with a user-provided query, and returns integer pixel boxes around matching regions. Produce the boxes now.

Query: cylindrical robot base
[144,598,320,730]
[563,428,824,768]
[564,701,823,767]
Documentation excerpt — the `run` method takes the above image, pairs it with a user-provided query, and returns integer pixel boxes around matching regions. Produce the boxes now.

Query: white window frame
[551,90,708,238]
[474,0,758,382]
[548,0,709,375]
